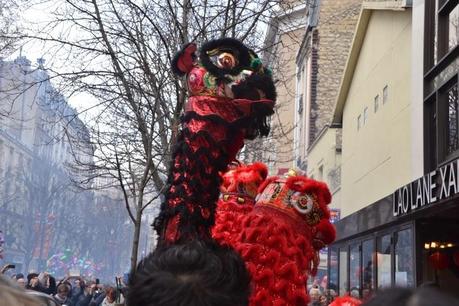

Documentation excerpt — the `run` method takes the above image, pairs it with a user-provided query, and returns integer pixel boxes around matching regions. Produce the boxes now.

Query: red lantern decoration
[453,251,459,267]
[428,252,449,270]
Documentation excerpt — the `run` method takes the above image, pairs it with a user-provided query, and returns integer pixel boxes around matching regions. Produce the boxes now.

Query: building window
[432,78,459,164]
[362,239,374,299]
[357,114,362,130]
[383,85,388,104]
[349,244,360,297]
[377,234,392,288]
[374,95,379,112]
[339,248,348,296]
[329,247,338,294]
[425,1,458,69]
[447,5,458,51]
[318,165,323,181]
[394,228,414,287]
[424,1,459,171]
[364,107,368,125]
[438,3,459,57]
[298,94,303,114]
[424,97,437,173]
[447,81,459,156]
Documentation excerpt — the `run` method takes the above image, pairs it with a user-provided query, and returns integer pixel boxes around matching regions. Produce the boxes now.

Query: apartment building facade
[0,56,95,272]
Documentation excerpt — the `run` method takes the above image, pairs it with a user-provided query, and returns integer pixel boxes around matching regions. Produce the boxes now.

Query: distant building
[91,177,132,277]
[259,1,308,172]
[293,0,362,281]
[91,173,164,276]
[0,56,94,272]
[295,0,361,181]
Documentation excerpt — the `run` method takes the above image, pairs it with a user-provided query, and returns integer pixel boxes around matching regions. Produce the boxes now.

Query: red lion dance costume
[213,167,336,305]
[155,38,336,306]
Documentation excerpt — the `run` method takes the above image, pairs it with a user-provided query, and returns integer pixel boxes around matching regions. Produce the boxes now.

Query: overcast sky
[13,1,97,116]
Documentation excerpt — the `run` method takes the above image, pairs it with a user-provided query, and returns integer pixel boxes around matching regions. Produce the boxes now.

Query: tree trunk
[130,202,143,272]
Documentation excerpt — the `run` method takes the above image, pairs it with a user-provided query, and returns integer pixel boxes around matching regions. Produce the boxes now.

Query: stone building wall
[310,0,362,145]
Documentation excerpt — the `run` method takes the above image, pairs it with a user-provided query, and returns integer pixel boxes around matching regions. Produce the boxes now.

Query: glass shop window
[339,248,348,295]
[395,228,414,287]
[349,244,360,296]
[329,247,339,293]
[362,239,374,299]
[377,234,392,288]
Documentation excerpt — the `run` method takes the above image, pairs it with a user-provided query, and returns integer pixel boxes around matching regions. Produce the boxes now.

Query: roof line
[307,124,330,154]
[331,9,372,124]
[332,1,411,124]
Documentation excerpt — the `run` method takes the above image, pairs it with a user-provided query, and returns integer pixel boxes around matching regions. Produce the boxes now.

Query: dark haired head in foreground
[363,286,459,306]
[127,239,250,306]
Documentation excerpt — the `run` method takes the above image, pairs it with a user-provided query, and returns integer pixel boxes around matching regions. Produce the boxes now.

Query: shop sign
[393,160,459,217]
[330,209,340,224]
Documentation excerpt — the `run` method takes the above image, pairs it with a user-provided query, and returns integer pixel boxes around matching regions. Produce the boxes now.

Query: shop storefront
[327,0,459,300]
[328,159,459,299]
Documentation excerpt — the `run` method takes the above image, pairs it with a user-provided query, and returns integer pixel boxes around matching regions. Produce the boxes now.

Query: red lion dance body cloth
[155,38,336,306]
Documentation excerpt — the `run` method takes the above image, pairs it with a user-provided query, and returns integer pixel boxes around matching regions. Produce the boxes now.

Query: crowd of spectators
[307,286,339,306]
[305,278,341,306]
[1,265,125,306]
[3,262,459,306]
[305,281,459,306]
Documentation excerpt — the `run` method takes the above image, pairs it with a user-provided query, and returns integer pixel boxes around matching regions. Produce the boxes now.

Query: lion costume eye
[292,192,314,214]
[209,51,238,70]
[218,52,237,69]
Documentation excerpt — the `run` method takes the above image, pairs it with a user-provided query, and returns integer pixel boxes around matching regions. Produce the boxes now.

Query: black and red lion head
[171,38,276,139]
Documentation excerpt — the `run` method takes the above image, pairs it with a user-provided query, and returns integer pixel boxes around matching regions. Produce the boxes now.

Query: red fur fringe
[220,162,268,193]
[329,296,362,306]
[235,212,314,306]
[314,219,336,248]
[285,176,332,205]
[213,163,268,247]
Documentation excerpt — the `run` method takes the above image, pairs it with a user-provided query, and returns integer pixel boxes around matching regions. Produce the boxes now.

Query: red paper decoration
[428,252,449,270]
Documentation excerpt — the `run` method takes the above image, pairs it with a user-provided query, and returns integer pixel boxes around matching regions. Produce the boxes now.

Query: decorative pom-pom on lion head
[220,162,268,200]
